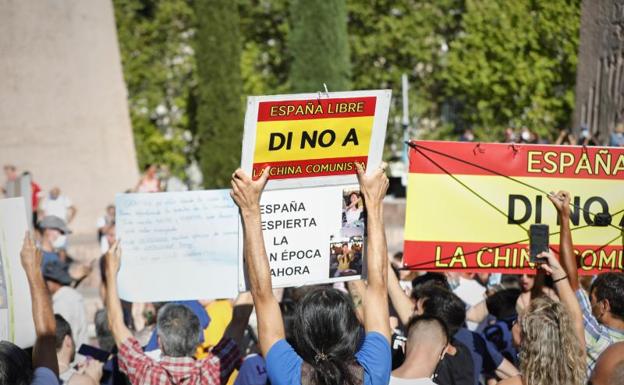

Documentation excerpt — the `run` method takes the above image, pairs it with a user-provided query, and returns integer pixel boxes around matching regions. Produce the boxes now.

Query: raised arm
[230,167,285,356]
[222,292,255,348]
[538,250,586,361]
[386,261,415,326]
[104,241,133,346]
[356,163,391,341]
[20,232,59,375]
[547,191,579,290]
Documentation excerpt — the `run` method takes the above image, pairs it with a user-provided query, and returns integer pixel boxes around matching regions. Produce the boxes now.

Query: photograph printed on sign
[329,236,364,279]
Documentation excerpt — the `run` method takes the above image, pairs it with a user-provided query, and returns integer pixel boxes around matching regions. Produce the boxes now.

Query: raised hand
[20,232,42,274]
[230,167,270,214]
[547,190,571,217]
[536,250,567,282]
[105,240,121,277]
[355,162,389,209]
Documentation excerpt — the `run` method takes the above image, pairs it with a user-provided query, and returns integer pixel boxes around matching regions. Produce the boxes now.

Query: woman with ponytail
[230,163,391,385]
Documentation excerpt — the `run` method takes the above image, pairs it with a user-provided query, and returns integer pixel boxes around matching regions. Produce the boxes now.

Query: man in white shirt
[391,315,450,385]
[39,187,77,224]
[42,260,89,348]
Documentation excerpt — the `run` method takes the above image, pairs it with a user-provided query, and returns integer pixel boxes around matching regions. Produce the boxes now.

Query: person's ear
[63,335,73,349]
[440,343,451,360]
[602,299,612,317]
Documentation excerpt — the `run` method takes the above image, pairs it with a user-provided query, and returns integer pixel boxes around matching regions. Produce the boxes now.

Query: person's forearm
[553,278,587,358]
[26,267,59,375]
[365,204,387,291]
[387,264,414,326]
[241,210,274,302]
[223,304,254,348]
[105,272,132,346]
[559,212,579,290]
[495,358,520,379]
[466,300,488,324]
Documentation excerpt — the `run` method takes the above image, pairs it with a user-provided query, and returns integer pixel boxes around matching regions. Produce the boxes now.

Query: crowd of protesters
[2,151,624,385]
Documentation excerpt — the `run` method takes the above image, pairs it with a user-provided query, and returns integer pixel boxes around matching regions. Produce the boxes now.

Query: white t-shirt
[53,286,89,348]
[389,376,436,385]
[453,277,486,330]
[41,195,73,222]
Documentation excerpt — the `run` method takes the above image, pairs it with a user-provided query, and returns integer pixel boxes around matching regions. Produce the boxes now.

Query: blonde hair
[519,296,586,385]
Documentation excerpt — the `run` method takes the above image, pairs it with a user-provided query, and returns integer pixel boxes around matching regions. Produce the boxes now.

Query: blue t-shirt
[454,328,504,384]
[30,367,59,385]
[266,332,391,385]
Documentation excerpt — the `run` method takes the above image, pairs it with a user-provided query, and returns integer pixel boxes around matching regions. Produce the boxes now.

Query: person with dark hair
[482,289,521,365]
[42,259,89,348]
[54,314,103,385]
[135,164,161,193]
[104,241,243,384]
[230,163,391,385]
[391,315,450,384]
[0,340,34,385]
[3,232,60,385]
[549,190,624,371]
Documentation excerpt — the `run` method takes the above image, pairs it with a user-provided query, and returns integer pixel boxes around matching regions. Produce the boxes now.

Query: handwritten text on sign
[116,190,239,302]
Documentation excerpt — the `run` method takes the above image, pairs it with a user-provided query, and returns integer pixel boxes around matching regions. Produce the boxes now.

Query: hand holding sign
[20,232,41,274]
[230,166,271,215]
[547,190,572,217]
[355,162,389,210]
[105,240,121,277]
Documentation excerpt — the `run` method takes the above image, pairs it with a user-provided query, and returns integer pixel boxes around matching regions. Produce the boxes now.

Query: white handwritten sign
[0,197,36,348]
[116,190,239,302]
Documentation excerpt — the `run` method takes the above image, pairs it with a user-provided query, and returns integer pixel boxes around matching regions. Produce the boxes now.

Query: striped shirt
[576,289,624,372]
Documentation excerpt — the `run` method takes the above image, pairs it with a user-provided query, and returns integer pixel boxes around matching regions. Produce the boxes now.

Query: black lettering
[269,133,286,151]
[508,194,532,224]
[341,128,359,146]
[301,130,317,149]
[318,130,336,147]
[583,196,610,225]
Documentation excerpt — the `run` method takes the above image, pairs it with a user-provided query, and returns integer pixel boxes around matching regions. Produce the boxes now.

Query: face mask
[521,131,531,141]
[52,235,67,249]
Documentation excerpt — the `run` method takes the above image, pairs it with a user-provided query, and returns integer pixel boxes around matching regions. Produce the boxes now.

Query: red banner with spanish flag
[403,140,624,274]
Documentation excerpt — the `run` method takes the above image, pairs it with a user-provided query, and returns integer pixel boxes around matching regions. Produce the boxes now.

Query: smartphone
[77,344,110,363]
[529,224,549,263]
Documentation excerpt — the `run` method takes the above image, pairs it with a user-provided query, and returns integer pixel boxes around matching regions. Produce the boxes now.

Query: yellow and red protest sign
[404,140,624,274]
[241,90,391,189]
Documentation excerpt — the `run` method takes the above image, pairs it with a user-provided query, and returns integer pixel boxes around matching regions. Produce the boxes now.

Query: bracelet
[553,275,568,283]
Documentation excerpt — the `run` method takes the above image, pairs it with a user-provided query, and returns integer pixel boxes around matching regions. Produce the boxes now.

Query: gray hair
[156,303,201,357]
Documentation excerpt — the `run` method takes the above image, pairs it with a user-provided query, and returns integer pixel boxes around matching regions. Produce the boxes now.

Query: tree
[441,0,581,141]
[288,0,351,92]
[113,0,195,177]
[194,0,244,188]
[347,0,464,149]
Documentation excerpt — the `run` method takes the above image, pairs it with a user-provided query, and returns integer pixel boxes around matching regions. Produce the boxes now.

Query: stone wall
[0,0,139,235]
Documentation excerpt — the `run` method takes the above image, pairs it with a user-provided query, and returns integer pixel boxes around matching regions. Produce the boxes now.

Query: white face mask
[52,234,67,249]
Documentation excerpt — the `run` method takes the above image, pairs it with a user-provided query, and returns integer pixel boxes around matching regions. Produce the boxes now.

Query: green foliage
[114,0,582,177]
[441,0,581,141]
[194,0,244,188]
[288,0,351,92]
[113,0,195,177]
[238,0,290,95]
[347,0,464,151]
